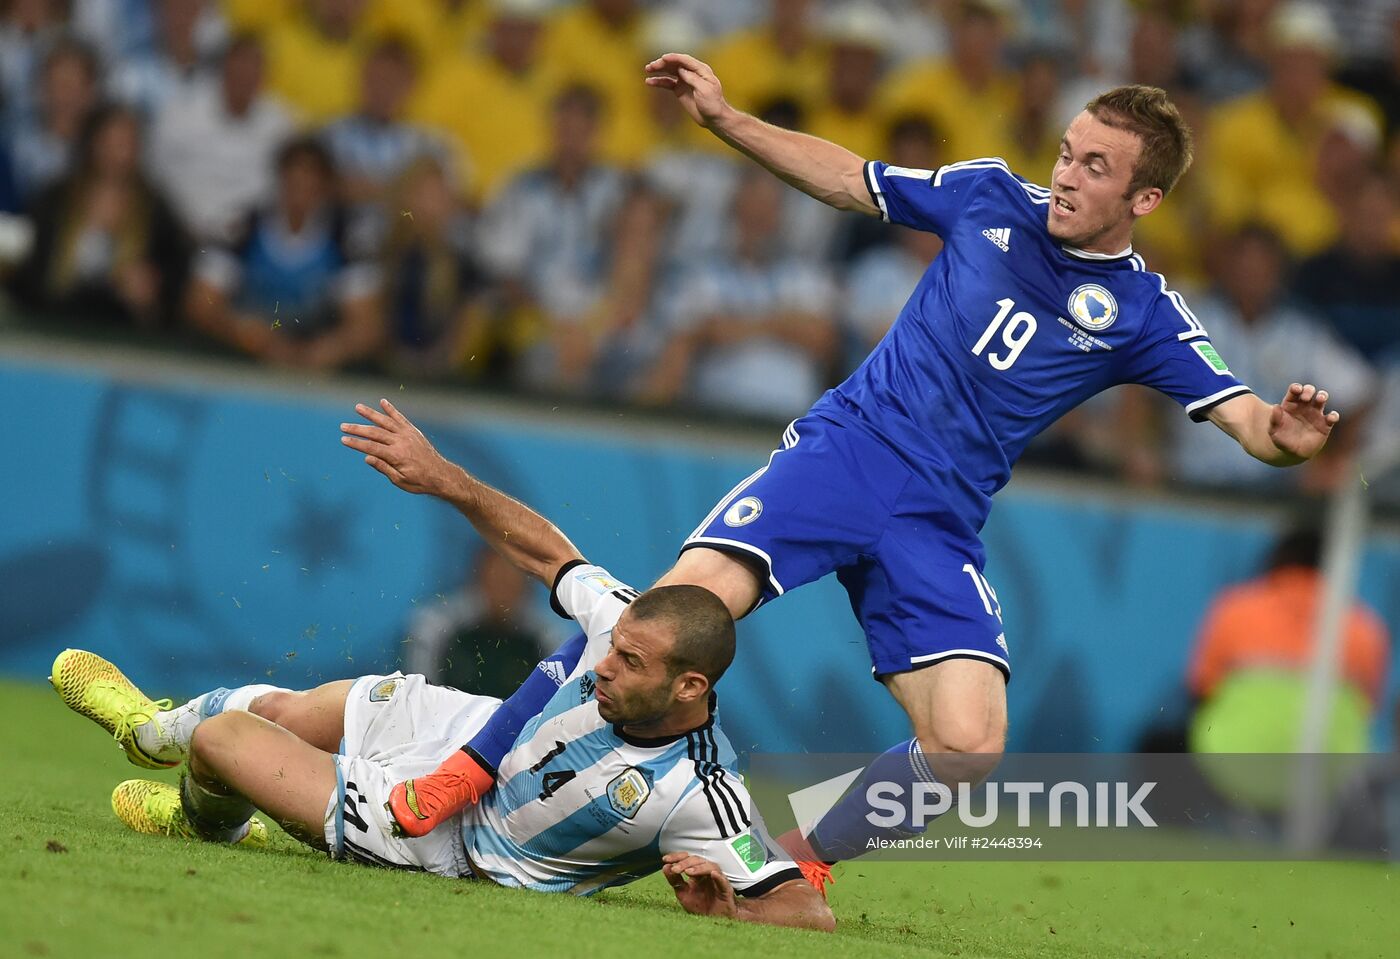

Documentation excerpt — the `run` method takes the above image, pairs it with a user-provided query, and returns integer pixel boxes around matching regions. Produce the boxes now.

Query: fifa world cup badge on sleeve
[607,767,651,818]
[729,833,766,874]
[1191,341,1232,374]
[576,568,624,594]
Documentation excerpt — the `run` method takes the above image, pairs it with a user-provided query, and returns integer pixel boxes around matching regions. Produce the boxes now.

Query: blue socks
[807,737,942,861]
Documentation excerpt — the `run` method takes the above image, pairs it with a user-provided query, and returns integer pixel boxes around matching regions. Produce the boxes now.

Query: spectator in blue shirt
[639,167,838,420]
[322,36,453,223]
[107,0,221,118]
[9,37,101,203]
[185,136,385,371]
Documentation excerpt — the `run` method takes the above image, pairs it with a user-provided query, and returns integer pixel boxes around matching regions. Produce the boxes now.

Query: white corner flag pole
[1284,470,1369,852]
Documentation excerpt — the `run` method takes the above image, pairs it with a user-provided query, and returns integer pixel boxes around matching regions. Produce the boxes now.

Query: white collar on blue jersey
[1060,242,1135,261]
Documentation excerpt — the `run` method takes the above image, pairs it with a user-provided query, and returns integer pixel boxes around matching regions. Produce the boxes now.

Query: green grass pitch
[3,678,1395,958]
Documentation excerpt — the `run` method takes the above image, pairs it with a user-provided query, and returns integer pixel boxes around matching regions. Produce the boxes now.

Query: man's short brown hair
[1085,85,1194,197]
[629,585,736,686]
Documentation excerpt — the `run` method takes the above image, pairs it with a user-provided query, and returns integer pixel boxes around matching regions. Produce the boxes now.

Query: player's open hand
[1269,383,1341,462]
[644,53,728,129]
[340,399,457,496]
[663,852,738,918]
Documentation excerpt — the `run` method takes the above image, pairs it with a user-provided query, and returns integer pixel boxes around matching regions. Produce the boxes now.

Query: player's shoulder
[549,560,641,623]
[929,157,1052,208]
[1117,258,1211,342]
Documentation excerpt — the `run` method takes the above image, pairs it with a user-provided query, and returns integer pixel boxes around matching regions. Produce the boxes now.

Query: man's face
[1270,46,1329,108]
[362,51,414,121]
[1222,234,1283,315]
[829,43,881,110]
[592,611,682,726]
[552,99,598,165]
[222,43,264,111]
[735,172,783,247]
[279,154,330,220]
[1048,111,1148,249]
[490,15,540,73]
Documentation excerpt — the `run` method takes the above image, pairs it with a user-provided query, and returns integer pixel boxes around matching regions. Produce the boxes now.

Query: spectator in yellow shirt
[263,0,370,122]
[701,0,829,117]
[806,4,893,164]
[359,0,473,65]
[412,0,559,203]
[879,0,1019,162]
[223,0,294,36]
[1204,2,1384,257]
[538,0,651,166]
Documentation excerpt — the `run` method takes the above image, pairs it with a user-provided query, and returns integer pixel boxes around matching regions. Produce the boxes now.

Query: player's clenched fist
[644,52,729,129]
[340,398,459,497]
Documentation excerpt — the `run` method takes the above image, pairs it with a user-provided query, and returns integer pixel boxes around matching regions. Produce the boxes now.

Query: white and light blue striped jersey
[462,563,801,897]
[810,157,1251,532]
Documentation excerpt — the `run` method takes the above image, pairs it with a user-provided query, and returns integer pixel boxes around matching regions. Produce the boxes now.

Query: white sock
[135,684,288,763]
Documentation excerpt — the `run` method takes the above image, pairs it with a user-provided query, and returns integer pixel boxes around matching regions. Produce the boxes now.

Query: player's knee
[249,690,297,725]
[189,711,249,772]
[915,719,1005,786]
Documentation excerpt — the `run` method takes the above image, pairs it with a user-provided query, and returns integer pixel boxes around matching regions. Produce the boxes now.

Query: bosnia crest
[1067,284,1118,332]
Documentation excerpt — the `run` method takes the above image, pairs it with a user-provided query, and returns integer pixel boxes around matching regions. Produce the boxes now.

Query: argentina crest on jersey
[1067,284,1118,332]
[606,766,652,819]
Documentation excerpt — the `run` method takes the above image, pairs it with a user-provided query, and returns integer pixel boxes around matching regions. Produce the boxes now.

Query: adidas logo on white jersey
[982,227,1011,252]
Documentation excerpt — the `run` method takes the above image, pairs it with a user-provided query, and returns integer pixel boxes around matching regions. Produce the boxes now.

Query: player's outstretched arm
[644,52,877,216]
[662,853,836,932]
[341,399,585,583]
[1207,384,1341,467]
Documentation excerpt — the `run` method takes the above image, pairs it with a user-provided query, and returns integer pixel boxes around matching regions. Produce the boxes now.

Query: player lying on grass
[50,402,834,932]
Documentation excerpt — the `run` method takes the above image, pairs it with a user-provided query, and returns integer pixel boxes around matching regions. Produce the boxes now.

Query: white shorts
[322,672,500,876]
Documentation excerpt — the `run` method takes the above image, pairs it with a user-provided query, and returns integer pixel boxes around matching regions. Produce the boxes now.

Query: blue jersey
[809,158,1251,531]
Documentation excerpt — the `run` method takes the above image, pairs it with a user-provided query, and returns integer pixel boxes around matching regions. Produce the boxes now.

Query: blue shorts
[683,414,1011,681]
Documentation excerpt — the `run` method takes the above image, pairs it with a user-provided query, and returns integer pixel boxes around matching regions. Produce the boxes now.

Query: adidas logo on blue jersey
[982,227,1011,252]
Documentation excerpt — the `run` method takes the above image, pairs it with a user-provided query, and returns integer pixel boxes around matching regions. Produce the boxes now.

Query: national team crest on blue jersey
[606,767,651,818]
[1068,284,1118,332]
[723,497,763,527]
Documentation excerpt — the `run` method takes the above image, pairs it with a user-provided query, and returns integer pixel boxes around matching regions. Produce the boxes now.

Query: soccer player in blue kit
[384,54,1344,889]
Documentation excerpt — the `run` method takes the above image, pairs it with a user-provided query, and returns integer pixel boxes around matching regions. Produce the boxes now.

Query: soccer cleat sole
[50,649,176,770]
[112,780,268,848]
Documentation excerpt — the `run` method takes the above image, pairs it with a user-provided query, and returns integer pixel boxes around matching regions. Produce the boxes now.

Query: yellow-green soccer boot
[50,649,176,769]
[111,780,268,847]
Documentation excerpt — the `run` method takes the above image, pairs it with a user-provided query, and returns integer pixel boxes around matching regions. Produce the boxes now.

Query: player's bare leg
[782,660,1007,892]
[248,680,354,753]
[187,710,340,848]
[654,547,765,620]
[885,659,1007,786]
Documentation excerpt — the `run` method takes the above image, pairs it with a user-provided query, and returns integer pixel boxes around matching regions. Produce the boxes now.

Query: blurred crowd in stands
[2,0,1400,499]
